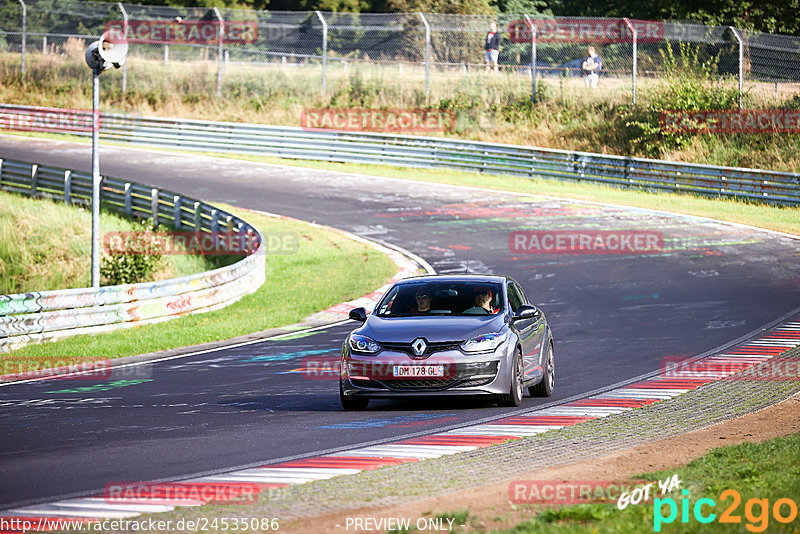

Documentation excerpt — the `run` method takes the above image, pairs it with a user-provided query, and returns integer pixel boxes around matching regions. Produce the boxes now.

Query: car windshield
[375,281,504,317]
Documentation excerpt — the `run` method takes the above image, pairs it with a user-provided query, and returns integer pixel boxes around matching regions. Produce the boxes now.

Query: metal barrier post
[117,2,128,93]
[730,26,744,109]
[524,15,537,103]
[124,182,132,214]
[91,71,101,288]
[64,170,72,205]
[418,12,431,101]
[193,201,202,230]
[173,195,182,229]
[213,7,224,99]
[623,18,637,108]
[18,0,26,76]
[151,188,159,226]
[315,11,328,98]
[30,164,38,197]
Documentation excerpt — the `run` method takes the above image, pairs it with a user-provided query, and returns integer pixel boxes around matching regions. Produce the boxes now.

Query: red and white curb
[2,319,799,531]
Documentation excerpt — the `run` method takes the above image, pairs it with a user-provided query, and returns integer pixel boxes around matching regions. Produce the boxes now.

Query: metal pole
[315,11,327,98]
[418,12,430,100]
[524,15,537,103]
[623,18,637,108]
[729,26,743,110]
[118,2,128,93]
[91,68,101,288]
[213,7,224,99]
[18,0,26,76]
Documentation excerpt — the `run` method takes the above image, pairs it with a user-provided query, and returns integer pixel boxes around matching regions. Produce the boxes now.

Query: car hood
[358,314,507,343]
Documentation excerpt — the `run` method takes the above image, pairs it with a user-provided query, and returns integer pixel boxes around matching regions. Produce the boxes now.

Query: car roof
[394,274,508,285]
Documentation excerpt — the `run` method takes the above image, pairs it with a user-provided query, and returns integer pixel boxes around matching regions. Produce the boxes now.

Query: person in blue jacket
[485,22,501,73]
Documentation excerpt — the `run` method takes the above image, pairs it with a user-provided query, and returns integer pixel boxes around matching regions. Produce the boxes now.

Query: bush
[100,220,166,285]
[624,43,741,157]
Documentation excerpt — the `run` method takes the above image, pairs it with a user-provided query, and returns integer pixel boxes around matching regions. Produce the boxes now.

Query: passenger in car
[464,287,495,314]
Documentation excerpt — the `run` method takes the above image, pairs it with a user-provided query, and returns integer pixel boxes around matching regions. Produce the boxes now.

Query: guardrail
[0,156,265,353]
[1,103,797,205]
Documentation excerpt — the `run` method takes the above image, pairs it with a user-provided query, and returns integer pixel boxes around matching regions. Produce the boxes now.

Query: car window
[516,283,529,305]
[375,282,504,316]
[507,283,523,312]
[376,287,399,316]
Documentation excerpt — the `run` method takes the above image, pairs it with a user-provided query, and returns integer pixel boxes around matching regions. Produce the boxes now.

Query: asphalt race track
[1,137,799,509]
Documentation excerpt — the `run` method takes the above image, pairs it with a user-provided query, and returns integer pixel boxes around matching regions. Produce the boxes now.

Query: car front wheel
[340,380,369,411]
[498,348,524,407]
[530,342,554,397]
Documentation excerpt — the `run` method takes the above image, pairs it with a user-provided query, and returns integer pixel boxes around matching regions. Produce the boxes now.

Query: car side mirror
[512,304,540,321]
[348,307,367,322]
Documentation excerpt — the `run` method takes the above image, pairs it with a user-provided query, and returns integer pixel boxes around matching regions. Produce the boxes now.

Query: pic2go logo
[653,489,799,532]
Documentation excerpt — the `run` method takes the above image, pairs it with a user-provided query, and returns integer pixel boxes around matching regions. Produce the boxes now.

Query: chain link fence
[1,0,799,105]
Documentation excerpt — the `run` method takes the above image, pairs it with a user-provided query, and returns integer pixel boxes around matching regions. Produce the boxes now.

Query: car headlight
[461,332,509,353]
[348,334,381,354]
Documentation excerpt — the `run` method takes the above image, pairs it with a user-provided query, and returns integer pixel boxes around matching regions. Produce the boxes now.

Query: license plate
[392,365,445,378]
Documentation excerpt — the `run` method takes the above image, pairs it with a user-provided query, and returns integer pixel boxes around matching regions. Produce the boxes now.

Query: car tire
[340,381,369,411]
[530,342,554,397]
[498,348,524,407]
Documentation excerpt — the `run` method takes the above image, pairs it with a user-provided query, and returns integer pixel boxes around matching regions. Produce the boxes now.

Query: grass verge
[0,190,213,294]
[3,46,800,172]
[493,432,800,533]
[4,205,397,364]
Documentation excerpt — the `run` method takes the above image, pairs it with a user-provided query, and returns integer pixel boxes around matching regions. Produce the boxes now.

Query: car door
[507,281,541,375]
[514,282,546,372]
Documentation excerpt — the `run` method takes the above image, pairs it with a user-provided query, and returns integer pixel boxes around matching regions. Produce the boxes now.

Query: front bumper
[340,348,510,398]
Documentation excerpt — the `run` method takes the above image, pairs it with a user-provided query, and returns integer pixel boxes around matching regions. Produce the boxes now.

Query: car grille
[380,340,463,359]
[354,362,499,391]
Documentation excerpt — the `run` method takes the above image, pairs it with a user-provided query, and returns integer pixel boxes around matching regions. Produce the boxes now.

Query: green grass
[498,432,800,533]
[0,190,213,294]
[5,205,397,364]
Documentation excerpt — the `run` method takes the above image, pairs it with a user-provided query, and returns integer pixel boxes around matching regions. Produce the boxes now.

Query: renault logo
[411,338,427,357]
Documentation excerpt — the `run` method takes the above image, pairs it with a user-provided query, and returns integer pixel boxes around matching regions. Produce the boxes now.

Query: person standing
[485,22,501,73]
[582,46,602,88]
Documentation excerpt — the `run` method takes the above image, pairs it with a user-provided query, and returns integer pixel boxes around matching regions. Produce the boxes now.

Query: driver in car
[411,290,432,314]
[464,287,495,314]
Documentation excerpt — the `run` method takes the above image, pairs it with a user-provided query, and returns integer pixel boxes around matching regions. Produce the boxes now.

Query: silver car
[339,275,554,410]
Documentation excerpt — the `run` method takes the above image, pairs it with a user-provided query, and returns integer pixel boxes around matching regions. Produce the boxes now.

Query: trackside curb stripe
[4,314,799,527]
